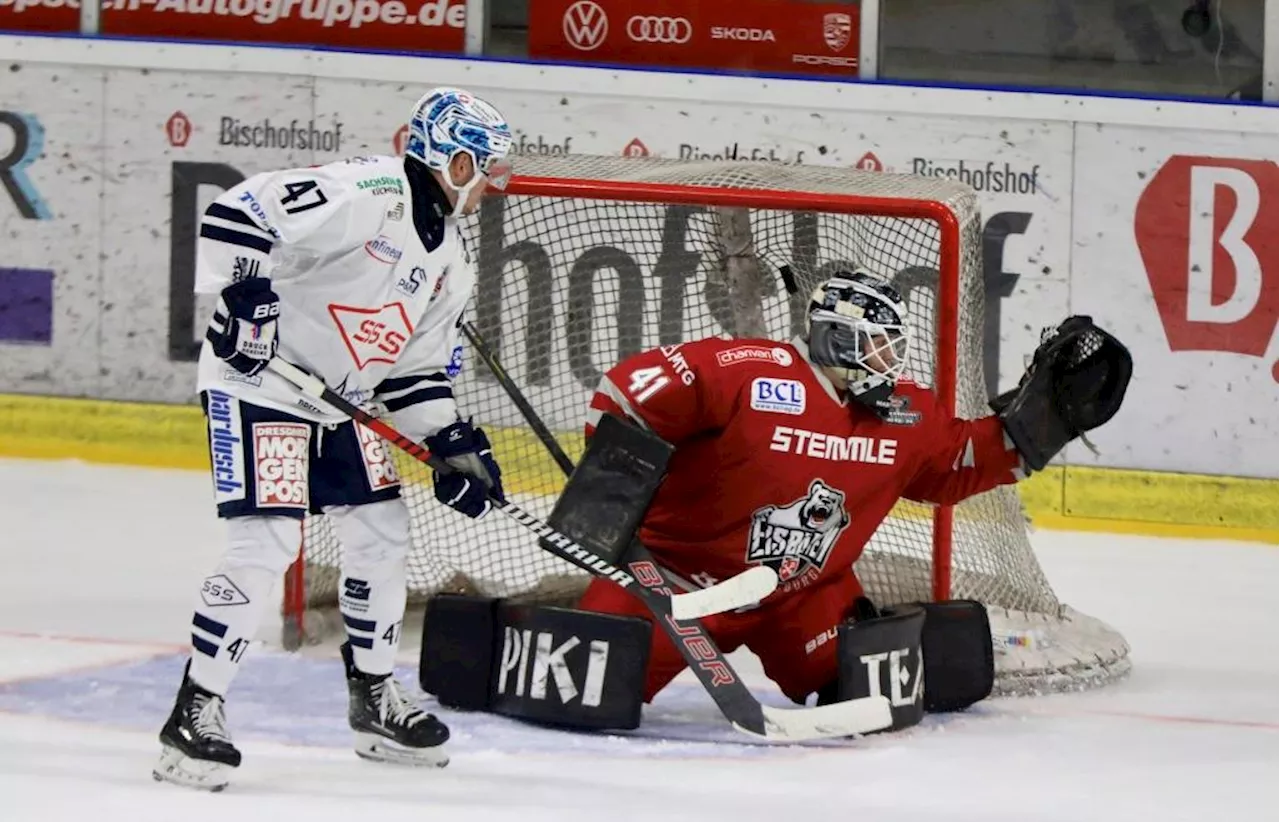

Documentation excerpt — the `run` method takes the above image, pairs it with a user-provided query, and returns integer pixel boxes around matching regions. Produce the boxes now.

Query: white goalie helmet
[804,269,911,406]
[405,87,514,216]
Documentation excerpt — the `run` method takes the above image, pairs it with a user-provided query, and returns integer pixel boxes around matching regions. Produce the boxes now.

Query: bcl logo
[1135,155,1278,380]
[750,377,807,415]
[166,111,192,148]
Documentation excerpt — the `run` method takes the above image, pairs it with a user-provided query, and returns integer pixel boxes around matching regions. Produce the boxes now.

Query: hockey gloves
[991,315,1132,472]
[208,278,280,377]
[426,419,505,519]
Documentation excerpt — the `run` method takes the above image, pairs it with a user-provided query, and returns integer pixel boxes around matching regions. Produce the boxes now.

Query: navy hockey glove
[208,278,280,377]
[426,419,505,519]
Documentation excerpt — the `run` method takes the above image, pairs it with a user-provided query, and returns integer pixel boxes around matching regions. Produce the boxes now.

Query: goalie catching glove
[207,278,280,377]
[992,315,1132,472]
[426,419,505,519]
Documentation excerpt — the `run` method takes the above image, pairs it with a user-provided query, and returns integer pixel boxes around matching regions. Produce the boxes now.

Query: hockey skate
[341,641,450,767]
[153,662,241,792]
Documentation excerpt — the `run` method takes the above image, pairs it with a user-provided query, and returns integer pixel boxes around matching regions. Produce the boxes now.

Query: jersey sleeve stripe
[383,385,453,413]
[375,372,449,396]
[205,203,259,228]
[199,223,274,254]
[595,375,649,429]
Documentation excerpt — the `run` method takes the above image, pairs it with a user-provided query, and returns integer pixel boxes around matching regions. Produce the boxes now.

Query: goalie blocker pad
[541,413,674,565]
[829,600,993,732]
[419,594,652,731]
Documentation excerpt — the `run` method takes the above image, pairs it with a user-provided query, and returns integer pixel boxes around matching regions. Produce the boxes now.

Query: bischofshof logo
[512,132,573,155]
[622,138,650,157]
[563,0,608,51]
[166,111,193,148]
[678,142,806,164]
[218,117,344,152]
[911,158,1042,195]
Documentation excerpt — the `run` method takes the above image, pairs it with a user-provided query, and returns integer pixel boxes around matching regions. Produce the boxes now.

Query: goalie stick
[266,358,771,623]
[458,322,894,741]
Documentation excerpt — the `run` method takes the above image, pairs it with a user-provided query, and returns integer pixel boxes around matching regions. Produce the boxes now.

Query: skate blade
[152,744,233,792]
[353,732,449,768]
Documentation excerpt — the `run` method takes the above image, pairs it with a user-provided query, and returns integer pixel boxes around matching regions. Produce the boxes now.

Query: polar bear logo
[746,480,851,577]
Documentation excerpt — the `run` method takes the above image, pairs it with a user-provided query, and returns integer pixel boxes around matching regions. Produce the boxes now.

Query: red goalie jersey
[586,336,1023,599]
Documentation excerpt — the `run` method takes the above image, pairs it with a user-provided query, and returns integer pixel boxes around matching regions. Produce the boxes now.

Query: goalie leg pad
[421,594,652,731]
[832,605,926,733]
[918,600,994,712]
[542,413,674,564]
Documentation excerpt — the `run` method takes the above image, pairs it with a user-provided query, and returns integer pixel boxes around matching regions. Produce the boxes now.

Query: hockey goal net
[292,155,1129,695]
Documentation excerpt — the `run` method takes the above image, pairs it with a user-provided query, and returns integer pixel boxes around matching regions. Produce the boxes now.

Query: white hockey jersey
[195,154,471,441]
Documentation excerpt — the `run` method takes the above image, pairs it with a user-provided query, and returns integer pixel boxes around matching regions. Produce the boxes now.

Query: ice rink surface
[0,458,1275,822]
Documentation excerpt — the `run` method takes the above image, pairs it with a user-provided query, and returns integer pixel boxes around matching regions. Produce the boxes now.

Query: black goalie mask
[805,270,911,408]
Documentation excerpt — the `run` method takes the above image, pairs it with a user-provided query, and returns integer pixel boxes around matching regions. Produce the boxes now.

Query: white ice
[0,458,1275,822]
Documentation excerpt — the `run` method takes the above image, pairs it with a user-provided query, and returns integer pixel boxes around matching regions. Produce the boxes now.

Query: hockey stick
[463,320,708,593]
[266,359,771,622]
[461,321,575,476]
[458,324,894,741]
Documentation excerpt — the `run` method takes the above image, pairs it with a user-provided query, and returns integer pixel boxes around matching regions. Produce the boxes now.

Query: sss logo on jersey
[329,302,415,369]
[750,378,806,415]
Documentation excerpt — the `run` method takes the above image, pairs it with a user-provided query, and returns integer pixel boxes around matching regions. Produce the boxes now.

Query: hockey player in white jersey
[153,88,514,791]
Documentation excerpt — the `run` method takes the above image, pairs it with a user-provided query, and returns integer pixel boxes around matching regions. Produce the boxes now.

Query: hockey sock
[189,516,301,695]
[328,499,411,676]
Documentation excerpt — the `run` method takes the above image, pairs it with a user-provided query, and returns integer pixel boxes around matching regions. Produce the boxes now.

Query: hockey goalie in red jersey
[576,270,1129,707]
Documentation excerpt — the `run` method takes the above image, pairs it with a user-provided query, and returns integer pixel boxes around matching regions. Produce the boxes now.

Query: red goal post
[291,155,1130,695]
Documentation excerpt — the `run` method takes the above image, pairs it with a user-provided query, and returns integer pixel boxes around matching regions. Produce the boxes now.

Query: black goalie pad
[917,600,994,713]
[991,315,1133,472]
[831,604,927,733]
[541,413,675,565]
[420,594,652,731]
[825,599,993,731]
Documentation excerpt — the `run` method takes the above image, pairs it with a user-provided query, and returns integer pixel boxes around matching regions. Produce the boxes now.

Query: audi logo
[626,15,692,44]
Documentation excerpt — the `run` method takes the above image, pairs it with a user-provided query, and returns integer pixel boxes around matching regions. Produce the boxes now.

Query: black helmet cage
[805,271,911,405]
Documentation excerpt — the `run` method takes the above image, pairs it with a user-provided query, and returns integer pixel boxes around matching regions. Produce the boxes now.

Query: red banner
[529,0,858,77]
[0,0,80,33]
[99,0,466,53]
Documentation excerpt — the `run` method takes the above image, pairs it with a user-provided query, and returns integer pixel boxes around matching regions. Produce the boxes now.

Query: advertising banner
[0,0,78,33]
[96,69,338,403]
[99,0,466,53]
[529,0,858,78]
[1070,127,1277,477]
[0,54,1275,478]
[0,64,104,396]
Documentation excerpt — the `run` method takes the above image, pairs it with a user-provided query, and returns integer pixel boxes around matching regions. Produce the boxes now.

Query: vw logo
[563,0,608,51]
[626,15,693,44]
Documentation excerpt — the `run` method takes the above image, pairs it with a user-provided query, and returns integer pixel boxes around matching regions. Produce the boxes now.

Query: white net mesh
[292,156,1129,693]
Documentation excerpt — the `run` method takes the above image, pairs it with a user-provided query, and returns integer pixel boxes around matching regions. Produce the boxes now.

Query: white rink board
[1069,126,1278,477]
[0,37,1275,477]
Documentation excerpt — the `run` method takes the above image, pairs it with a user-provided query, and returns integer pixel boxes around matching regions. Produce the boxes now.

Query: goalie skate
[341,642,450,768]
[152,662,241,792]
